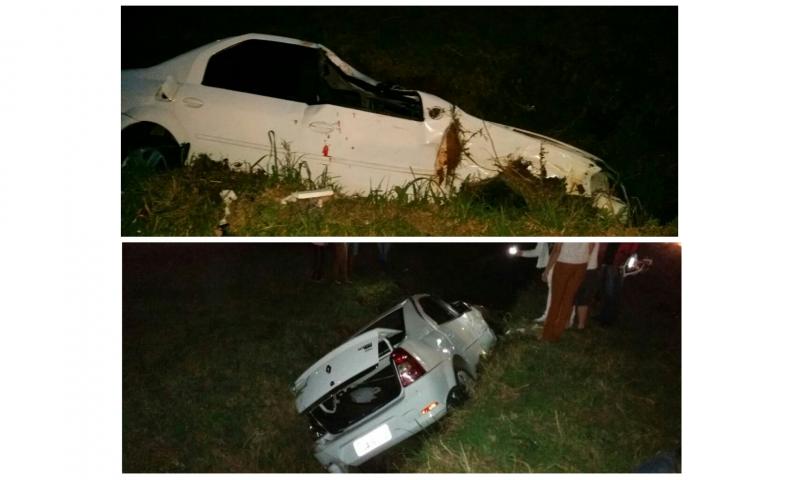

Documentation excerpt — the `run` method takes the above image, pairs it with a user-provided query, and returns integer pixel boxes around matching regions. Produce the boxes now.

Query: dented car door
[296,55,440,193]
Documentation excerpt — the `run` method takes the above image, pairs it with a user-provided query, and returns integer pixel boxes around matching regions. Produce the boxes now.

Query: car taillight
[391,348,426,387]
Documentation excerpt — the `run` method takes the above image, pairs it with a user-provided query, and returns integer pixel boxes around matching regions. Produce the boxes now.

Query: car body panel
[436,310,494,377]
[173,82,306,167]
[296,103,438,192]
[122,33,626,214]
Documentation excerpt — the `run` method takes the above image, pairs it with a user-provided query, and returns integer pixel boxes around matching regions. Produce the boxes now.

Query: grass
[123,245,406,472]
[123,243,681,472]
[121,159,676,236]
[379,309,681,472]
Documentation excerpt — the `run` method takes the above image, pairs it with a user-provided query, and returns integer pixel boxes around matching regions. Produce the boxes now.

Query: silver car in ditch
[291,294,496,472]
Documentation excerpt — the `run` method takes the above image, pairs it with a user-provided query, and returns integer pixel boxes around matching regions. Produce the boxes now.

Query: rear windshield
[356,307,406,346]
[419,296,460,325]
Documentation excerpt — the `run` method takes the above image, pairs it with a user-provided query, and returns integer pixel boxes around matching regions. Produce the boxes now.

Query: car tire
[122,125,183,170]
[447,366,475,408]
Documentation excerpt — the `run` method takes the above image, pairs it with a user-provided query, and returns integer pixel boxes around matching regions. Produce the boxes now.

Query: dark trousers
[597,264,623,325]
[312,245,325,281]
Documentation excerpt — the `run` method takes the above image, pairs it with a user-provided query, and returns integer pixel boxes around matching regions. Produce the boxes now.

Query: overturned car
[122,33,625,214]
[291,295,496,472]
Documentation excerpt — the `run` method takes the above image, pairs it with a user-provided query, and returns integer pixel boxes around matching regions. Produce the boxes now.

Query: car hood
[292,327,402,413]
[417,92,626,214]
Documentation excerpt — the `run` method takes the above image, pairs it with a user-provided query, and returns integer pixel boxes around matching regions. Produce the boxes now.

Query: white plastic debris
[280,188,334,207]
[349,386,382,404]
[216,190,238,235]
[220,189,238,218]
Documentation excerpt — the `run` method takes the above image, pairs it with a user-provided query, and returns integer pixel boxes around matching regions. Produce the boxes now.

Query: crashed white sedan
[122,33,625,213]
[291,295,496,472]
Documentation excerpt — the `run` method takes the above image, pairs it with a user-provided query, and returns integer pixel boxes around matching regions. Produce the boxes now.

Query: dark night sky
[123,242,540,313]
[123,242,680,322]
[122,6,677,221]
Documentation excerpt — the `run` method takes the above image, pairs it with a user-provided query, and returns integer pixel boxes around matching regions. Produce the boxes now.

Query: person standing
[347,243,359,279]
[596,243,639,326]
[376,243,391,267]
[540,243,594,341]
[574,242,602,330]
[311,243,326,282]
[514,243,550,323]
[332,243,349,284]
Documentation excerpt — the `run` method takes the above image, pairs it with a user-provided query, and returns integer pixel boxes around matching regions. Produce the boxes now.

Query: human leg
[311,244,325,281]
[542,263,587,341]
[333,243,348,284]
[598,265,622,326]
[575,269,600,329]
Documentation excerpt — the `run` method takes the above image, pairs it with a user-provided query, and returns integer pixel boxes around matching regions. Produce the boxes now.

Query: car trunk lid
[293,328,402,414]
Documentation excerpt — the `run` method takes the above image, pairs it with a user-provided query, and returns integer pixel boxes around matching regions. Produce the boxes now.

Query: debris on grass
[216,189,238,236]
[280,188,335,206]
[122,155,675,236]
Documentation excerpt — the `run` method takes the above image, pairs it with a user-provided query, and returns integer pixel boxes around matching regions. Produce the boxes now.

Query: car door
[174,39,318,170]
[297,56,440,194]
[416,296,484,353]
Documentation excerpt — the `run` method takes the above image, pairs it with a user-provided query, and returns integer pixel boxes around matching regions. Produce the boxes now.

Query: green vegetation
[382,294,681,472]
[121,160,676,236]
[124,249,406,472]
[123,244,681,472]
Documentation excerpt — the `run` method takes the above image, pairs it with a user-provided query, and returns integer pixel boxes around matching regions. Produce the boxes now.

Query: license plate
[353,423,392,457]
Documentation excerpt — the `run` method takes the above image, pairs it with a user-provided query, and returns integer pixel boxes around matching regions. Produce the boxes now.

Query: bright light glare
[508,245,519,255]
[627,254,637,269]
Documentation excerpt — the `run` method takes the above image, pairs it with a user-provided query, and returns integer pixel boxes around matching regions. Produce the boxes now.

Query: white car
[291,294,496,472]
[122,33,625,214]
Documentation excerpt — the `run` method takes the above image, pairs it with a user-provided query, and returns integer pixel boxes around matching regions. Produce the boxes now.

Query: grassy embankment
[121,158,676,236]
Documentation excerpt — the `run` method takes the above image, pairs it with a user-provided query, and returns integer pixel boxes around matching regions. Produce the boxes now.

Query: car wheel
[122,124,183,170]
[447,367,475,408]
[122,145,171,169]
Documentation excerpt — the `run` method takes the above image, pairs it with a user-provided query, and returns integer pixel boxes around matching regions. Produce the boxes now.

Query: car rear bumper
[312,360,453,469]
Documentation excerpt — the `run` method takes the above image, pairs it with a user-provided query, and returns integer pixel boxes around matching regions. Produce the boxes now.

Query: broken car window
[419,296,460,325]
[355,307,406,345]
[203,39,318,104]
[318,55,423,121]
